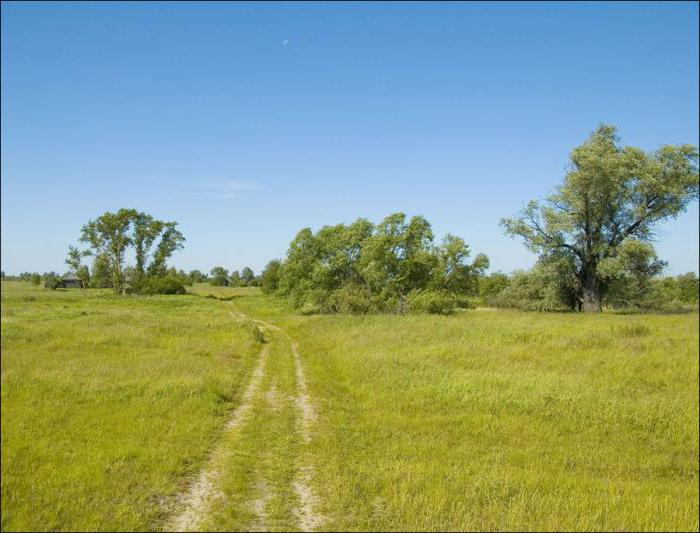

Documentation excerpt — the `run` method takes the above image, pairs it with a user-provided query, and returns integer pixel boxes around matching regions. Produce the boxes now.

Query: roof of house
[63,273,80,281]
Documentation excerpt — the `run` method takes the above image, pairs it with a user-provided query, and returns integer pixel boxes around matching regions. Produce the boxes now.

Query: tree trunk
[112,259,123,295]
[581,271,602,312]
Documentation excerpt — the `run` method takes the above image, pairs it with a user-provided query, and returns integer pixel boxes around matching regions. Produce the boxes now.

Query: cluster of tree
[260,212,489,314]
[66,209,186,295]
[2,271,75,289]
[3,271,51,283]
[480,268,698,312]
[501,125,698,312]
[6,125,697,313]
[208,266,259,287]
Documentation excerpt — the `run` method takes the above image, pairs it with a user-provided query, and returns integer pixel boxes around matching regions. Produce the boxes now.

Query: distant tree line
[3,125,697,312]
[478,269,699,312]
[59,208,187,295]
[207,266,260,287]
[260,212,489,314]
[258,124,697,314]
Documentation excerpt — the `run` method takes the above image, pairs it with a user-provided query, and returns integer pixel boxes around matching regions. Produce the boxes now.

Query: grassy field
[0,282,262,531]
[2,281,698,531]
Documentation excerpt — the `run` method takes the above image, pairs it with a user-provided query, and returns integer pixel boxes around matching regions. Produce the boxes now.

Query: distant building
[62,274,82,289]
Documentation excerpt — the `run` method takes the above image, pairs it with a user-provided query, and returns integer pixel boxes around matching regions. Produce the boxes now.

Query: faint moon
[282,39,289,46]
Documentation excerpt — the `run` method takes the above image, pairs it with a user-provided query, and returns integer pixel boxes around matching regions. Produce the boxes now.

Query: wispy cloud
[172,179,266,200]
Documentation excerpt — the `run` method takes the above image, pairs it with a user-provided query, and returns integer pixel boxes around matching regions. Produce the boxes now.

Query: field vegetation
[0,282,261,530]
[230,288,699,531]
[1,125,698,531]
[2,281,698,531]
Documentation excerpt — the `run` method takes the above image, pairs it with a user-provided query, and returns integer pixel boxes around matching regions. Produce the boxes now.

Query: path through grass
[1,282,260,531]
[2,282,698,531]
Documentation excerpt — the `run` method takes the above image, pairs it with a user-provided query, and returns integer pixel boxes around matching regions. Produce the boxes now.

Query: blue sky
[2,1,698,275]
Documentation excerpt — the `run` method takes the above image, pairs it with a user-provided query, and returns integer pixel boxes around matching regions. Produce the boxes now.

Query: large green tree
[80,209,135,294]
[91,253,113,288]
[261,260,282,294]
[502,125,698,312]
[79,209,185,294]
[240,267,256,286]
[209,267,229,286]
[131,212,164,287]
[147,222,185,277]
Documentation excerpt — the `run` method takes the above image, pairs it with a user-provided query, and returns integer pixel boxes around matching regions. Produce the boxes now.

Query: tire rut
[165,333,269,531]
[166,302,323,531]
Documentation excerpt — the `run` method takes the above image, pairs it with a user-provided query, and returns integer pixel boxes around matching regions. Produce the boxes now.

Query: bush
[479,272,510,298]
[44,275,64,290]
[327,285,374,314]
[454,294,474,309]
[489,261,578,312]
[406,290,457,315]
[140,275,186,295]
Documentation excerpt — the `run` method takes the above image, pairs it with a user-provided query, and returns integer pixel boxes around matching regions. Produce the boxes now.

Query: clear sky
[2,1,698,276]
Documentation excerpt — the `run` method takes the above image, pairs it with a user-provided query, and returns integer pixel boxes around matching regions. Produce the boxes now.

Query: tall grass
[232,290,700,531]
[1,282,259,531]
[2,282,698,531]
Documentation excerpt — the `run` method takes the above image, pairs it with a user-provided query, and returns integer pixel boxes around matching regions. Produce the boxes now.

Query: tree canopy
[266,212,488,314]
[76,209,185,294]
[502,125,698,311]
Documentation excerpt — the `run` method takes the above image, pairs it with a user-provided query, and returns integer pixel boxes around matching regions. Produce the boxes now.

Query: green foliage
[79,209,185,294]
[176,269,193,286]
[240,267,256,286]
[405,289,457,315]
[139,274,187,295]
[261,260,282,294]
[30,273,41,286]
[274,213,488,314]
[674,272,700,303]
[188,269,207,284]
[43,273,64,290]
[599,240,667,309]
[479,271,510,298]
[490,257,579,312]
[90,253,113,288]
[209,266,229,286]
[65,245,91,291]
[229,270,242,287]
[502,125,699,311]
[146,222,186,278]
[430,235,489,294]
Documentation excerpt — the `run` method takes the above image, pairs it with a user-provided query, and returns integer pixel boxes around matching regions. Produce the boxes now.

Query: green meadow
[0,282,261,531]
[1,281,698,531]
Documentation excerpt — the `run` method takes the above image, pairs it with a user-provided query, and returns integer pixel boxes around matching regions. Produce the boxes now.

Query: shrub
[406,290,457,315]
[479,272,510,298]
[453,294,474,309]
[44,275,64,290]
[489,260,578,312]
[327,285,373,314]
[140,275,186,295]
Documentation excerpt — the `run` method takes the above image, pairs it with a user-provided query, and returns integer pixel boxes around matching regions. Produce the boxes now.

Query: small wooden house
[62,273,82,289]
